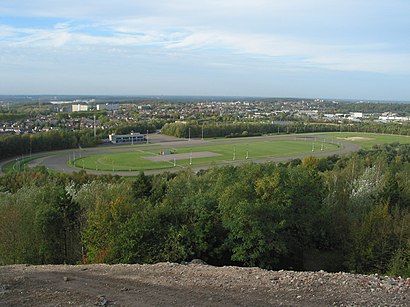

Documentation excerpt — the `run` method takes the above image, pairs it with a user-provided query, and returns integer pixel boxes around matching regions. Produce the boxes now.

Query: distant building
[298,110,319,117]
[109,133,145,144]
[137,105,152,110]
[59,106,71,112]
[106,104,119,111]
[378,115,410,122]
[96,104,120,111]
[96,104,106,111]
[350,112,363,118]
[72,104,89,112]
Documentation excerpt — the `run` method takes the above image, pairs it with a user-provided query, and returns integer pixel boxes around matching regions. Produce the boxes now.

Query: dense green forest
[161,121,410,138]
[0,143,409,277]
[104,120,164,137]
[0,120,165,160]
[0,130,99,160]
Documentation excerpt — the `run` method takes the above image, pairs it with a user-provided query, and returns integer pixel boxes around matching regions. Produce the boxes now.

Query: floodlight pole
[201,125,204,141]
[188,128,191,141]
[233,145,236,161]
[93,115,96,138]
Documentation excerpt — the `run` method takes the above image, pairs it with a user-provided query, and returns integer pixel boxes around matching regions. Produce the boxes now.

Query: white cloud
[308,53,410,74]
[164,30,410,74]
[0,25,17,38]
[2,21,409,75]
[1,0,409,77]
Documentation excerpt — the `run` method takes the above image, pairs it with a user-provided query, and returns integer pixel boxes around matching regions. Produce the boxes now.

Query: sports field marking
[73,139,340,172]
[145,152,222,162]
[321,132,410,149]
[337,137,374,141]
[9,132,410,176]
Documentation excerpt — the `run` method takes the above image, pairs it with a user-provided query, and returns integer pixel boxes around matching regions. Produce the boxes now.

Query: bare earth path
[0,134,360,176]
[0,263,409,306]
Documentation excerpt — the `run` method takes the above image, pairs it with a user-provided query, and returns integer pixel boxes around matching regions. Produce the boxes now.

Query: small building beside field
[109,133,145,144]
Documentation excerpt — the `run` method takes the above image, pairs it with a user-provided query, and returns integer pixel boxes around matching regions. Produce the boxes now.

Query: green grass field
[73,139,340,172]
[318,132,410,149]
[4,132,410,174]
[2,156,39,173]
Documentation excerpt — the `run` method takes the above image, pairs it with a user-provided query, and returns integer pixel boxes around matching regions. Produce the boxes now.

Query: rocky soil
[1,262,409,306]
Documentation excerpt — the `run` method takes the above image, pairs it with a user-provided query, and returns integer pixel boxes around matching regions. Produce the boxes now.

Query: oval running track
[0,134,361,177]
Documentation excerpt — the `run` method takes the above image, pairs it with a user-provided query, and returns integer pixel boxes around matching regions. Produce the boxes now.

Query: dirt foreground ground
[1,262,409,306]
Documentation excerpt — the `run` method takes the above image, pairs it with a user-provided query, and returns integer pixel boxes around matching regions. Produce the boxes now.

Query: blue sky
[0,0,409,100]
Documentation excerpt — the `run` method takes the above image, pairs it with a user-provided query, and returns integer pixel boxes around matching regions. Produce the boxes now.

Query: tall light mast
[93,115,96,138]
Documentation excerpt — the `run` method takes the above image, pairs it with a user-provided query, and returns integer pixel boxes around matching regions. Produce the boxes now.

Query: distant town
[0,95,409,136]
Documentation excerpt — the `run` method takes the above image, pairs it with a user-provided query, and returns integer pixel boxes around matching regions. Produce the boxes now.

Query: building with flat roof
[72,104,89,112]
[96,103,120,111]
[109,133,145,144]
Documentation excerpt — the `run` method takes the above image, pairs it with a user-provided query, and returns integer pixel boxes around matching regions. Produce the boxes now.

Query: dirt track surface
[1,263,409,306]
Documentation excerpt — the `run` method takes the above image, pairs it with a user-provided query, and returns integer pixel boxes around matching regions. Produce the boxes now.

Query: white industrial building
[72,104,89,112]
[109,133,145,144]
[350,112,363,118]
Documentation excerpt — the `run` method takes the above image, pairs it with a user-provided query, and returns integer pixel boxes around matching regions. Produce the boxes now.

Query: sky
[0,0,409,100]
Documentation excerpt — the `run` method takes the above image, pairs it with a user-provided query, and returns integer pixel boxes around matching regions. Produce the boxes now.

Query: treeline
[0,113,30,121]
[0,169,120,264]
[161,122,324,138]
[1,144,410,277]
[0,120,165,161]
[161,121,410,138]
[323,101,410,115]
[0,130,99,160]
[57,111,107,120]
[104,120,165,137]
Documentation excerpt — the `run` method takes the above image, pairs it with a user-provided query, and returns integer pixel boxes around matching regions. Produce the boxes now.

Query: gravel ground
[1,262,409,306]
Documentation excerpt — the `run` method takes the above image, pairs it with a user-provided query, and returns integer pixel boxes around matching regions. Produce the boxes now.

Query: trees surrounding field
[1,144,410,277]
[104,120,164,137]
[161,121,410,138]
[0,130,99,160]
[0,119,165,161]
